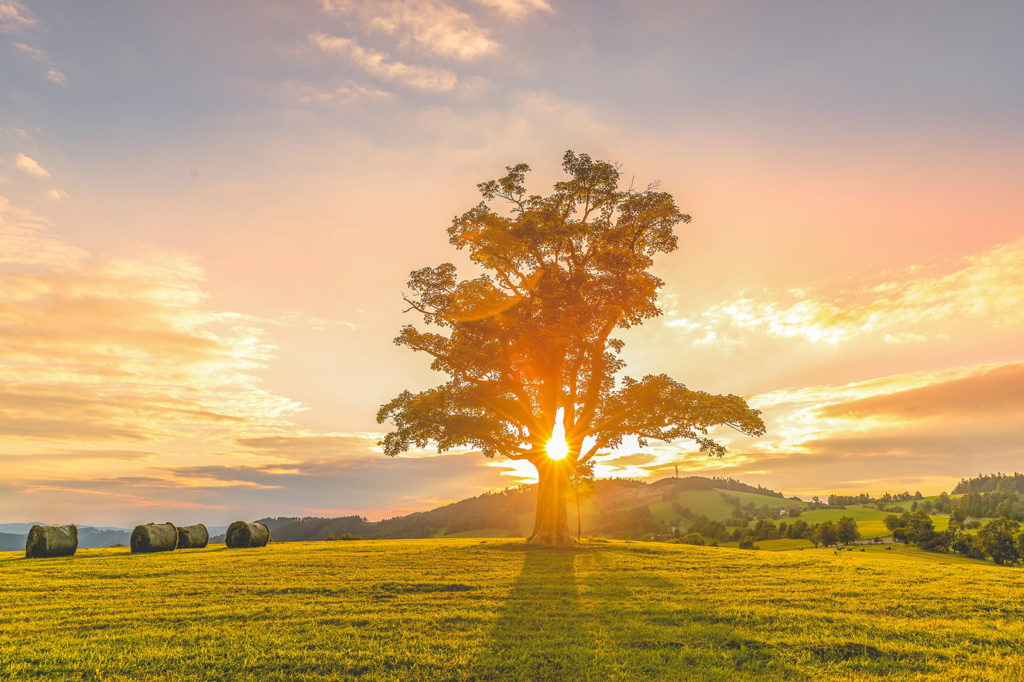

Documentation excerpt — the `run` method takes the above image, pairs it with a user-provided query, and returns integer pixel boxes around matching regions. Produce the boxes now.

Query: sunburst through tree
[378,151,766,545]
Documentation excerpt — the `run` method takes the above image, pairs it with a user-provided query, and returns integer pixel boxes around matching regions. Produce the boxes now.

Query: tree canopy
[378,151,765,544]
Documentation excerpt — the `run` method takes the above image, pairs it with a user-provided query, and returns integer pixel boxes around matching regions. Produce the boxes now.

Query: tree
[836,516,860,545]
[788,519,809,539]
[976,518,1021,565]
[377,152,766,545]
[811,521,838,548]
[752,519,778,540]
[679,532,705,546]
[951,532,985,559]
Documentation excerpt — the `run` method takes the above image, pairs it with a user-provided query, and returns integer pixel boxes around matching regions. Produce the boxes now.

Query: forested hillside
[252,476,793,542]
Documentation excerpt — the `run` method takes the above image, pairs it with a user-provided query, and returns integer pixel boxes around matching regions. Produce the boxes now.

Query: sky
[2,0,1023,526]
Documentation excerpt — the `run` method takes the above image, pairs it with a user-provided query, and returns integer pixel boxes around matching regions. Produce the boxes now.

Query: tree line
[885,510,1024,565]
[677,515,860,549]
[952,473,1024,495]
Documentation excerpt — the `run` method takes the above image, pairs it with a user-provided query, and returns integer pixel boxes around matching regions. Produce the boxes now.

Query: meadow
[2,539,1022,681]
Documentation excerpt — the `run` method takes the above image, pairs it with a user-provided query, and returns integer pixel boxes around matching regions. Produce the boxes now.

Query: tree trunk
[527,459,575,546]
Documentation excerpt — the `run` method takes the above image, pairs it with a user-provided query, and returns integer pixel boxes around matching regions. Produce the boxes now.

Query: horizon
[3,1,1023,528]
[2,469,1015,531]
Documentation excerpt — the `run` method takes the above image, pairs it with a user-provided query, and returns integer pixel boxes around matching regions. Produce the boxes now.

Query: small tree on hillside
[836,516,860,545]
[378,152,765,545]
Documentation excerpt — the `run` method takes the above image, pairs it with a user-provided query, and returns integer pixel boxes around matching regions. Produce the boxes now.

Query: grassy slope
[647,489,794,524]
[437,486,793,537]
[798,505,952,539]
[450,490,955,541]
[3,540,1023,681]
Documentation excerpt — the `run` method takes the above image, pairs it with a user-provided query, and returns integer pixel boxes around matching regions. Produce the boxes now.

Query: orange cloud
[818,362,1024,420]
[0,200,302,454]
[667,236,1024,346]
[471,0,551,20]
[14,152,50,178]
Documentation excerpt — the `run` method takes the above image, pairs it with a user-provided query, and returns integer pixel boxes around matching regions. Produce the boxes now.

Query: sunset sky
[2,1,1022,526]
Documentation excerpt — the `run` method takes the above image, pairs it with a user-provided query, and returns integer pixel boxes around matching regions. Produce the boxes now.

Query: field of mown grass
[2,539,1022,680]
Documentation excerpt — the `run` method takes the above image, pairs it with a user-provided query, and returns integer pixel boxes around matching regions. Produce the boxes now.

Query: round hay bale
[25,524,78,558]
[176,523,209,549]
[225,521,270,548]
[131,522,178,553]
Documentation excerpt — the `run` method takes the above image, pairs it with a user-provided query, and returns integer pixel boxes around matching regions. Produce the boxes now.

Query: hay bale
[176,523,209,549]
[225,521,270,548]
[25,524,78,558]
[131,522,178,553]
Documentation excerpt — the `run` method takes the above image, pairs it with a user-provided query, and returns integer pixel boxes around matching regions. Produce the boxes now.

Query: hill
[2,539,1021,680]
[0,526,131,551]
[256,476,795,542]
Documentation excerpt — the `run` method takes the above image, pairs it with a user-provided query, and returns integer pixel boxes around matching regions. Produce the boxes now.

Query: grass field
[796,505,952,539]
[2,539,1022,680]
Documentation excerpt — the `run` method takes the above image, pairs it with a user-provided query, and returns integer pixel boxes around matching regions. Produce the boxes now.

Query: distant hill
[0,532,24,551]
[0,526,131,551]
[0,523,48,535]
[254,476,797,542]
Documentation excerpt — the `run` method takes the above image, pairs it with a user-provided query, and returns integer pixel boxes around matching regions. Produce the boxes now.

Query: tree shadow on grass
[467,546,607,681]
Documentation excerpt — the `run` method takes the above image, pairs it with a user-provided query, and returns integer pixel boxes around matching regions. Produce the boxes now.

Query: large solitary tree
[378,151,765,545]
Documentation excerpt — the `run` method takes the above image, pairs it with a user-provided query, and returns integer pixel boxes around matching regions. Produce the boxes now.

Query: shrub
[679,532,705,545]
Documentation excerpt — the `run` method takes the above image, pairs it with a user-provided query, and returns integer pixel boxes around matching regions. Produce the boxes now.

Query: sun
[546,418,569,461]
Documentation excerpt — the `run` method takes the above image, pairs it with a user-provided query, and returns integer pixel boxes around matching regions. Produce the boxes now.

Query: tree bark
[527,459,575,546]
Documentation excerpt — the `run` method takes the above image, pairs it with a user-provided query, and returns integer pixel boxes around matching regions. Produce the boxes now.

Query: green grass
[2,539,1022,680]
[794,504,950,539]
[647,489,795,525]
[749,537,815,550]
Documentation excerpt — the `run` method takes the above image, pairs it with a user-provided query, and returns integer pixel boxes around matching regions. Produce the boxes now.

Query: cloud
[0,198,303,449]
[14,152,50,177]
[13,40,44,60]
[0,449,154,463]
[162,451,515,519]
[0,196,85,267]
[818,362,1024,421]
[471,0,551,20]
[706,360,1024,495]
[0,199,514,525]
[321,0,497,60]
[3,451,516,524]
[578,359,1024,499]
[281,79,392,106]
[47,189,69,201]
[667,236,1024,346]
[13,41,66,84]
[264,310,360,331]
[235,434,382,459]
[0,1,34,32]
[749,363,1009,456]
[310,33,457,92]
